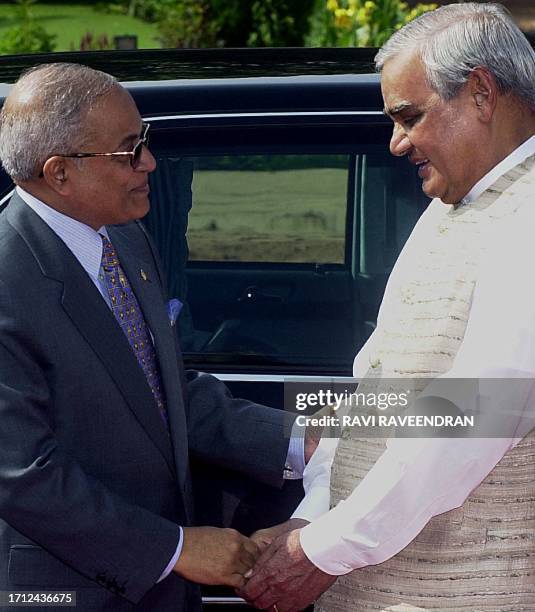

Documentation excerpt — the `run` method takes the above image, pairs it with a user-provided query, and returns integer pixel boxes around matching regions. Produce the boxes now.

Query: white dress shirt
[292,135,535,575]
[16,186,305,581]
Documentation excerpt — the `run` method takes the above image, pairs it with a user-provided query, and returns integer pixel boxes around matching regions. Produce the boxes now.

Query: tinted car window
[144,122,428,374]
[187,154,348,264]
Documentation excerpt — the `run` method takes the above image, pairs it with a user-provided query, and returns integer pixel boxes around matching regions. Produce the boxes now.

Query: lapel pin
[140,269,148,281]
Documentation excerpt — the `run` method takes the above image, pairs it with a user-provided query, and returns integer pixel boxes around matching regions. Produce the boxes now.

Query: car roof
[0,48,383,115]
[0,47,379,83]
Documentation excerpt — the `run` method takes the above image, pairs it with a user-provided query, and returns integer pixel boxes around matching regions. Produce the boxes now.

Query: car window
[141,123,428,373]
[187,154,348,264]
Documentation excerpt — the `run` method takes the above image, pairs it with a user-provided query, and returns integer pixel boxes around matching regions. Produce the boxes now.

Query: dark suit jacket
[0,193,290,611]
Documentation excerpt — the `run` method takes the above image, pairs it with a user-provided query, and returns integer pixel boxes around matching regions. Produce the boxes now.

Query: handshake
[173,518,336,612]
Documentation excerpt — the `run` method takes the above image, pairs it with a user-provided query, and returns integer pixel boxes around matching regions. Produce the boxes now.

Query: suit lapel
[6,195,177,478]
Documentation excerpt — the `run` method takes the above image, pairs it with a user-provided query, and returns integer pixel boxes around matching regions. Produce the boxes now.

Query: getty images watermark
[295,388,473,429]
[284,378,535,438]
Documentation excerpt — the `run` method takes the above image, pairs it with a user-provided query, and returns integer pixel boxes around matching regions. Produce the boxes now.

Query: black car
[0,48,428,609]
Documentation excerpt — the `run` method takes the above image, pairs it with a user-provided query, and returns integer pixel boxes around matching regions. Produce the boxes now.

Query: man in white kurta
[241,3,535,611]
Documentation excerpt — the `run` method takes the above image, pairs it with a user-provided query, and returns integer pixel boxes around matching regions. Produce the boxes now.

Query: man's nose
[390,123,411,156]
[138,144,157,173]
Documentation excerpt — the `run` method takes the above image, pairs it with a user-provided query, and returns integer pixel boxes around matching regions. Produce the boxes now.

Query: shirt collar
[460,134,535,206]
[15,186,108,282]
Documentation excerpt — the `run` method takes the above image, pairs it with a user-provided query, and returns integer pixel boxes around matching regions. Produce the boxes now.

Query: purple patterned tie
[100,235,168,428]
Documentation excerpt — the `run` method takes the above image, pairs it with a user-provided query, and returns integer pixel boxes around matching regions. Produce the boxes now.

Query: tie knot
[101,235,120,270]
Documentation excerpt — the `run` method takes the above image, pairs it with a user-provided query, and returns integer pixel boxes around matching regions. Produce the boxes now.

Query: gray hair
[0,63,117,182]
[375,3,535,110]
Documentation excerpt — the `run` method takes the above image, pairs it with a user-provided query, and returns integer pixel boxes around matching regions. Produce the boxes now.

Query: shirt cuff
[299,507,356,575]
[157,527,184,583]
[291,485,330,522]
[283,420,305,480]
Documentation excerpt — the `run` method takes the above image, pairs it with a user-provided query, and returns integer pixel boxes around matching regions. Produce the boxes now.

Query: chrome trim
[125,74,381,88]
[146,110,384,122]
[202,596,247,605]
[212,373,356,383]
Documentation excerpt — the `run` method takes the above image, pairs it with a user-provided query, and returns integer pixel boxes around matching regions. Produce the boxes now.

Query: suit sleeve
[182,367,292,489]
[0,279,181,604]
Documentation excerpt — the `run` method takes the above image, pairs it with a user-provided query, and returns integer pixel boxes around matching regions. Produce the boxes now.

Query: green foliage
[0,0,56,54]
[107,0,316,48]
[94,0,436,49]
[246,0,315,47]
[208,0,315,47]
[97,0,215,46]
[132,0,173,22]
[156,0,216,48]
[0,3,159,53]
[0,23,56,55]
[309,0,437,47]
[96,0,175,22]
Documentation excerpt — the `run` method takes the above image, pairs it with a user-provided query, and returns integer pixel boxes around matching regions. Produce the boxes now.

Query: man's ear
[41,156,72,194]
[468,67,498,122]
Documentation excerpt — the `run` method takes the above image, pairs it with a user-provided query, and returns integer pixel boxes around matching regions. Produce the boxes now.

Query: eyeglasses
[39,122,150,177]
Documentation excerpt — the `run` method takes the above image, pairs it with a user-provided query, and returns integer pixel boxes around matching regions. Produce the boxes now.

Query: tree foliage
[0,0,56,55]
[105,0,315,48]
[99,0,437,49]
[156,0,215,48]
[213,0,315,47]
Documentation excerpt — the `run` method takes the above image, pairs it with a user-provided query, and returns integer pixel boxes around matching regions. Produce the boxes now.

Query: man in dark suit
[0,63,309,610]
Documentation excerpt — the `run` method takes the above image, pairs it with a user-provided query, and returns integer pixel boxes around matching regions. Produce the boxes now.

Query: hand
[173,526,260,588]
[250,518,310,554]
[238,528,337,611]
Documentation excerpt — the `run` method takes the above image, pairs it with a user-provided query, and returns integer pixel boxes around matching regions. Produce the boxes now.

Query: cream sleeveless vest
[316,158,535,612]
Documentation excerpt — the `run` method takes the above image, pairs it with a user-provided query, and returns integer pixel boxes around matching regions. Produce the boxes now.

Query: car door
[144,110,427,367]
[141,108,428,609]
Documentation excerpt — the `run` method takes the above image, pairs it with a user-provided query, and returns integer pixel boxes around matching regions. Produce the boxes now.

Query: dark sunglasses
[39,122,150,177]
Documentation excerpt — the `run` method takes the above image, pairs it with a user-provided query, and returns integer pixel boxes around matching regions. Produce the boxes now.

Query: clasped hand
[237,519,337,612]
[173,526,261,589]
[172,421,326,597]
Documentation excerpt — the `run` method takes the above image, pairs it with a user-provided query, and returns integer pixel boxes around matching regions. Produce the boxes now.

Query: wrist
[172,526,192,577]
[287,518,310,530]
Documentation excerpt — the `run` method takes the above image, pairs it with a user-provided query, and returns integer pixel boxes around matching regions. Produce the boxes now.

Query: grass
[0,4,160,52]
[187,167,348,263]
